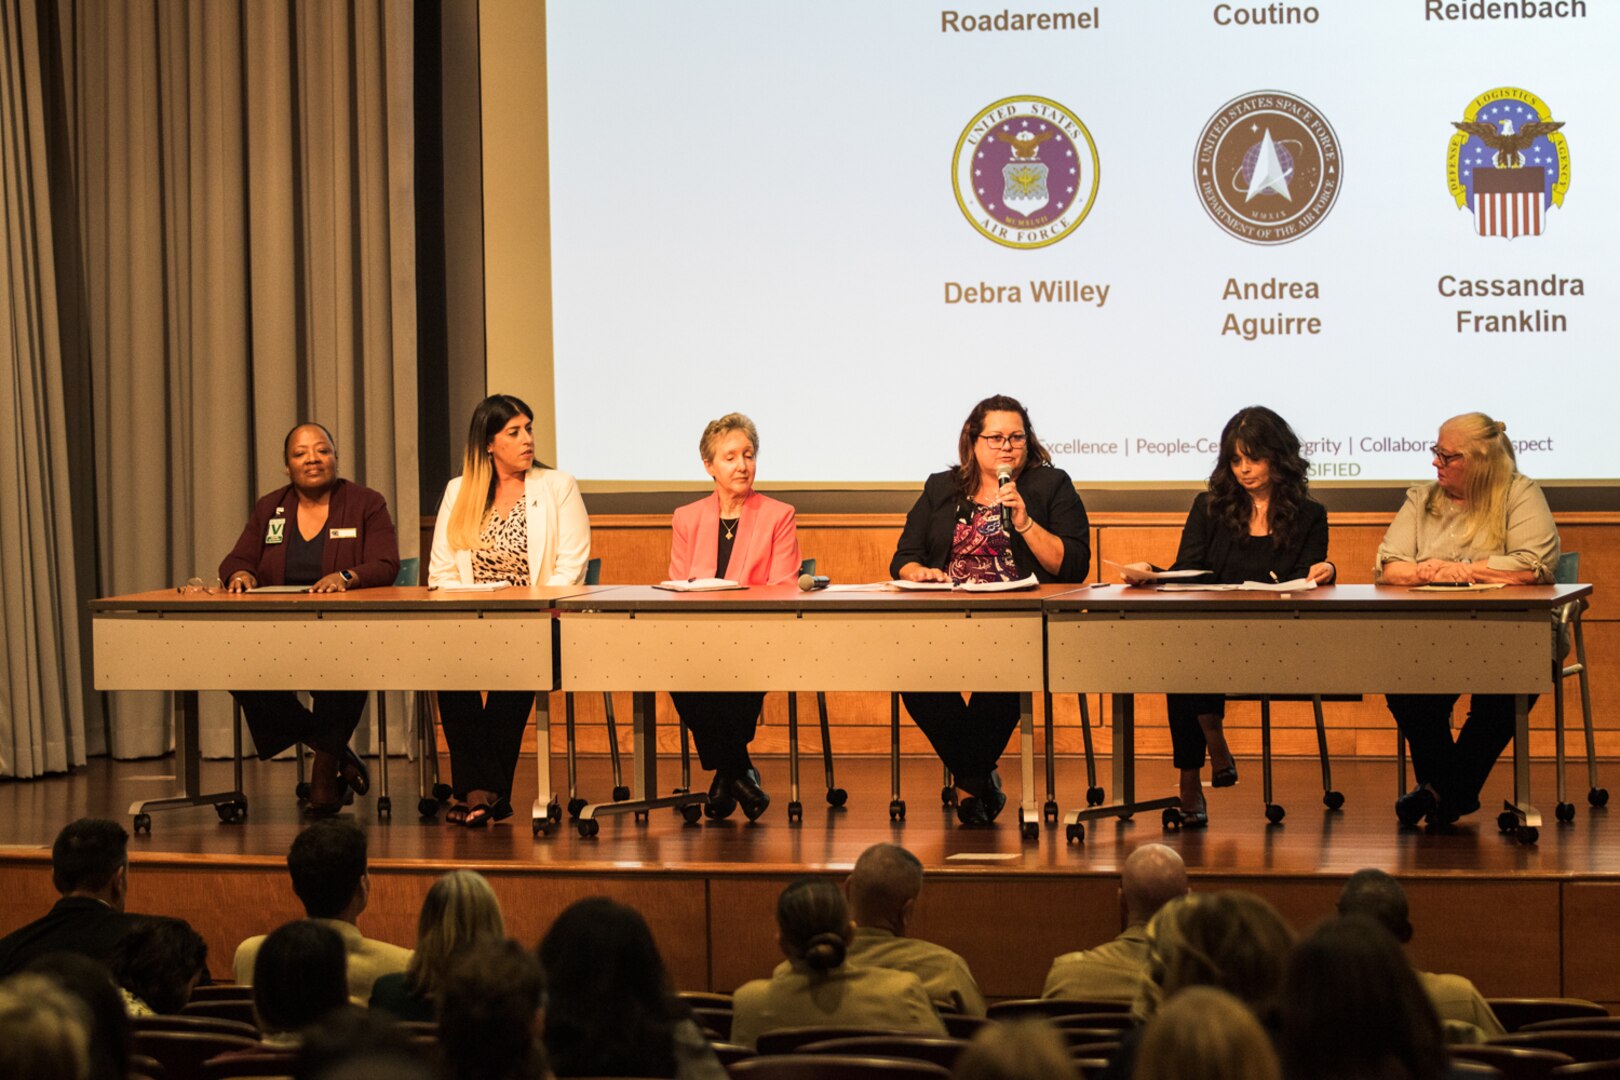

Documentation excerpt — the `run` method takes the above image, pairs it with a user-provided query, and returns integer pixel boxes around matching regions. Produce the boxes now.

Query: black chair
[756,1027,914,1057]
[1524,1020,1620,1034]
[1488,1001,1610,1034]
[729,1055,951,1080]
[179,999,257,1029]
[133,1031,259,1080]
[797,1036,970,1070]
[1551,1064,1620,1080]
[1492,1034,1620,1064]
[1452,1045,1577,1080]
[133,1015,259,1040]
[1228,693,1352,822]
[1052,1013,1136,1032]
[987,998,1121,1022]
[711,1042,756,1067]
[200,1052,298,1079]
[941,1014,988,1040]
[690,1005,732,1041]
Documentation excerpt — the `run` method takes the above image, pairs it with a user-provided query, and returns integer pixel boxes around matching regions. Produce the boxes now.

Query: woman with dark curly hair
[1124,406,1333,827]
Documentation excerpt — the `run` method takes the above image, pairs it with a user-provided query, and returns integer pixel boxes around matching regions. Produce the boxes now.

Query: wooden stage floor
[3,755,1619,1004]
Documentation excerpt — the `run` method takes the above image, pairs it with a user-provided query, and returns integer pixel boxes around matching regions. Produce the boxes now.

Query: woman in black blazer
[891,395,1091,826]
[1125,406,1335,827]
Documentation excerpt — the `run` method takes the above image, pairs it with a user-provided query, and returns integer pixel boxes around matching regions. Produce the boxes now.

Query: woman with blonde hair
[1377,412,1560,827]
[428,394,590,827]
[370,870,505,1021]
[953,1020,1079,1080]
[1137,986,1280,1080]
[0,973,92,1080]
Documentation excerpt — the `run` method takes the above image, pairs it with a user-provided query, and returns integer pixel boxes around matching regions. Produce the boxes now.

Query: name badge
[265,519,285,545]
[329,527,358,540]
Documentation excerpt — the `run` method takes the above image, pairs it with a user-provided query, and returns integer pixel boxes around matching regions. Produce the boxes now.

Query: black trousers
[231,690,367,760]
[1386,693,1533,807]
[901,691,1020,784]
[1166,693,1227,770]
[670,691,764,775]
[437,690,536,798]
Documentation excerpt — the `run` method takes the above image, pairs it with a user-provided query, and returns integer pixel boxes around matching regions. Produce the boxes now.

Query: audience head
[294,1007,434,1080]
[1278,915,1447,1080]
[1137,985,1280,1080]
[952,1019,1077,1080]
[51,819,129,909]
[538,896,681,1078]
[0,972,92,1080]
[1120,844,1189,926]
[108,916,207,1015]
[1336,868,1414,944]
[254,920,350,1036]
[439,940,546,1080]
[25,954,131,1080]
[405,870,505,999]
[776,877,854,973]
[848,843,925,932]
[287,819,369,921]
[1144,891,1293,1021]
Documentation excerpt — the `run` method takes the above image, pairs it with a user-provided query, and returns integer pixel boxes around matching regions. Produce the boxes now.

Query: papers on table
[247,585,313,594]
[885,574,1040,592]
[654,578,744,592]
[1158,578,1316,593]
[1106,560,1209,584]
[435,581,510,592]
[886,579,954,591]
[1409,582,1508,592]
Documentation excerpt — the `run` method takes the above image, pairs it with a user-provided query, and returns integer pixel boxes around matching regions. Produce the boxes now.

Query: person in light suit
[668,412,801,821]
[428,394,590,827]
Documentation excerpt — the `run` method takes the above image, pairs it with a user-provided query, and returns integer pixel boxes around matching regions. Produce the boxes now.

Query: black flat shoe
[704,772,737,820]
[980,769,1007,822]
[955,797,991,827]
[1211,763,1239,788]
[1395,786,1439,827]
[306,788,354,818]
[730,769,771,822]
[1435,796,1480,825]
[337,747,371,796]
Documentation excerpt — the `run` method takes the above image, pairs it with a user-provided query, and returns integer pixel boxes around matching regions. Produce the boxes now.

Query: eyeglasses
[1430,445,1465,467]
[979,433,1027,449]
[175,577,223,595]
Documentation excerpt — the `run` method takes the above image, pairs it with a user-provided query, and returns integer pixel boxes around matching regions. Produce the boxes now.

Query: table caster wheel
[577,818,599,838]
[788,801,803,824]
[532,817,552,837]
[1019,811,1038,841]
[417,797,439,819]
[1265,804,1286,825]
[1043,800,1059,824]
[827,787,848,808]
[633,809,649,824]
[432,783,453,803]
[1590,787,1609,808]
[1520,826,1539,845]
[567,797,586,819]
[216,801,246,824]
[1066,822,1085,843]
[133,813,152,835]
[377,796,392,820]
[1162,807,1183,830]
[1086,786,1105,807]
[680,803,703,825]
[940,786,957,807]
[1323,790,1345,811]
[1556,802,1576,823]
[612,785,631,802]
[889,799,906,822]
[1497,811,1517,833]
[295,781,312,802]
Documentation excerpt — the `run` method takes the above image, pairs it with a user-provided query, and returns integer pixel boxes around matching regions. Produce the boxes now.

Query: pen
[1270,571,1279,583]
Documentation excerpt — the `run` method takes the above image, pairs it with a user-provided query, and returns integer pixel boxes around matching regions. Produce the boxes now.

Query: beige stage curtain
[38,0,418,765]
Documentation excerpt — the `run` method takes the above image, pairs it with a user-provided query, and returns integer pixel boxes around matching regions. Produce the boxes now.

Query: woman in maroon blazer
[667,412,801,821]
[219,422,400,814]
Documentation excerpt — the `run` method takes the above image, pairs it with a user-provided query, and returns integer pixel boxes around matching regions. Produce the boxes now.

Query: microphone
[996,464,1013,531]
[798,573,830,592]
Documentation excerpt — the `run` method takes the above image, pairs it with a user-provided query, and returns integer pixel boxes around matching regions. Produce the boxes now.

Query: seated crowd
[0,819,1531,1080]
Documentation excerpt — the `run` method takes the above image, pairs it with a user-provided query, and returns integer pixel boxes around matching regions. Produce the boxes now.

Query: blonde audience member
[953,1019,1078,1080]
[1136,986,1279,1080]
[1044,844,1188,1002]
[370,870,505,1022]
[0,973,92,1080]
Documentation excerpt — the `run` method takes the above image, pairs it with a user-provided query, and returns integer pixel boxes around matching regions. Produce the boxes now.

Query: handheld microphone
[798,573,830,592]
[996,464,1013,531]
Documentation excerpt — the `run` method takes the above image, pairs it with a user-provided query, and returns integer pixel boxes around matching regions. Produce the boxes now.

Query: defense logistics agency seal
[953,95,1099,249]
[1447,88,1569,241]
[1195,90,1342,245]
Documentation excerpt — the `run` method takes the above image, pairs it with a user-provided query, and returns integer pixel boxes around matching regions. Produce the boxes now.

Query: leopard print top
[472,498,528,584]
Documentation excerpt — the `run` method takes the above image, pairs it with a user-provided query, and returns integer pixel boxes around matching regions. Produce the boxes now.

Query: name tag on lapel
[265,519,285,545]
[329,527,358,540]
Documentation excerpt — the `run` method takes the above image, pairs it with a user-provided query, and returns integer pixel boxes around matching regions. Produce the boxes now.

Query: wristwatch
[339,570,355,585]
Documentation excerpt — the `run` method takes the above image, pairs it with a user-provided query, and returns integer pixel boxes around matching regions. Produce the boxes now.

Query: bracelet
[1015,517,1035,534]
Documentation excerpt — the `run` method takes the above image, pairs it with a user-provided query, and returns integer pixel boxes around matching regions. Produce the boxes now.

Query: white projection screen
[545,1,1616,486]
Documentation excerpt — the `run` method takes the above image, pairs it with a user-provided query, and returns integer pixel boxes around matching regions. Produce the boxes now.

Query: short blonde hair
[405,870,507,999]
[953,1019,1078,1080]
[699,413,759,463]
[1137,986,1280,1080]
[1426,411,1517,550]
[0,974,91,1080]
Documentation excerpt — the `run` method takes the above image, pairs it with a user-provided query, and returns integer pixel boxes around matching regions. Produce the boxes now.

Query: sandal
[1180,799,1209,829]
[463,803,495,828]
[444,803,470,825]
[488,797,514,823]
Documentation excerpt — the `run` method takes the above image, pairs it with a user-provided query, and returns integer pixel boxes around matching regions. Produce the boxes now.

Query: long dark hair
[952,394,1052,500]
[777,878,850,974]
[447,394,543,551]
[1206,406,1312,547]
[538,898,684,1078]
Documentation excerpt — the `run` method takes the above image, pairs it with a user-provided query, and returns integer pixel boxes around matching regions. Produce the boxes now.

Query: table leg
[1017,692,1038,840]
[575,690,706,836]
[1064,691,1178,843]
[128,690,247,832]
[1502,692,1542,839]
[531,692,561,836]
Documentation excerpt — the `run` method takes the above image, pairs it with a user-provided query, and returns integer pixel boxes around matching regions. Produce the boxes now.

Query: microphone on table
[798,573,830,592]
[996,464,1013,532]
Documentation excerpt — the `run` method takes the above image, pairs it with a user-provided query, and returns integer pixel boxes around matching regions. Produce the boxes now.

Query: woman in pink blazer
[668,412,801,821]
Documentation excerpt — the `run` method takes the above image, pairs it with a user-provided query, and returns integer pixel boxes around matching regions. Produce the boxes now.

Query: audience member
[438,940,548,1080]
[1336,868,1505,1038]
[538,896,724,1080]
[108,915,207,1015]
[0,972,93,1080]
[731,877,946,1048]
[1136,986,1279,1080]
[371,869,504,1022]
[1277,916,1452,1080]
[234,819,410,1004]
[1044,844,1189,1001]
[295,1007,435,1080]
[25,953,132,1080]
[953,1019,1078,1080]
[0,819,135,977]
[824,842,988,1016]
[251,920,351,1049]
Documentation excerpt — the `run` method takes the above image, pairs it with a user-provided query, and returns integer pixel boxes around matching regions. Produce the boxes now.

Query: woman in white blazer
[428,394,590,827]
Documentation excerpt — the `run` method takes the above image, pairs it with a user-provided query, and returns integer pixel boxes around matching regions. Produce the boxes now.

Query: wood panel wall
[421,512,1620,760]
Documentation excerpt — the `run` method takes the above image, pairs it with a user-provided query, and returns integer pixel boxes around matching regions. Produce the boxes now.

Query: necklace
[721,517,738,540]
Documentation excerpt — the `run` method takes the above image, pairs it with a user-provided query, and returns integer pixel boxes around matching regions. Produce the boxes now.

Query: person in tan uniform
[1336,868,1505,1038]
[732,877,946,1049]
[233,820,410,1005]
[1043,844,1189,1001]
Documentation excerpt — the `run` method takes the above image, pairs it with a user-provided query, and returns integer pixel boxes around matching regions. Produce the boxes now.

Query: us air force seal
[953,96,1099,249]
[1194,91,1342,245]
[1447,88,1569,241]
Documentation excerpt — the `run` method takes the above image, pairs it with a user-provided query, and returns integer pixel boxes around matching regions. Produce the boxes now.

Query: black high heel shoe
[1211,762,1239,788]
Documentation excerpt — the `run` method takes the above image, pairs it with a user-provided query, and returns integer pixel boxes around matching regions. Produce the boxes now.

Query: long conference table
[91,582,1589,844]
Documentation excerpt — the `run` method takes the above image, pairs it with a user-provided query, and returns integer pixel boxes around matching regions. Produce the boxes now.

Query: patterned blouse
[948,502,1019,584]
[472,498,529,584]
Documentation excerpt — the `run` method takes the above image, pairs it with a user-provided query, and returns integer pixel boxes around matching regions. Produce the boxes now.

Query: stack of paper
[654,579,744,592]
